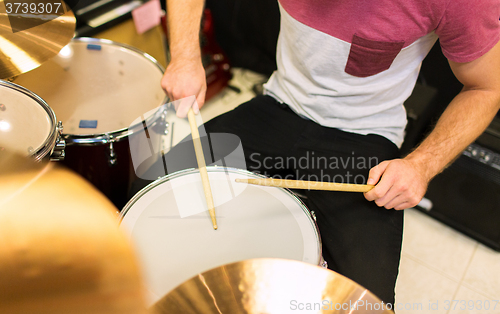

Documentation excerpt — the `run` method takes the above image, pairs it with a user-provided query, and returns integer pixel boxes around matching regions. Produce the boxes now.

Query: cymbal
[152,258,394,314]
[0,1,75,79]
[0,153,147,314]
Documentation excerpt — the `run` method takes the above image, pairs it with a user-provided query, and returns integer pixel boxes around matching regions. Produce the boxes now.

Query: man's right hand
[161,58,207,118]
[163,0,206,118]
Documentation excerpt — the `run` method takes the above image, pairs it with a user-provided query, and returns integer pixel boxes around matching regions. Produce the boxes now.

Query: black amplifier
[417,116,500,251]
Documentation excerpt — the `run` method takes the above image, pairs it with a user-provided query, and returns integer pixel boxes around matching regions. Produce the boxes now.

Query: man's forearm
[405,88,500,181]
[166,0,205,62]
[364,41,500,210]
[161,0,207,112]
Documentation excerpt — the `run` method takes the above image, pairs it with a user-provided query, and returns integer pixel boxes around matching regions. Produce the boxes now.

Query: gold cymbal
[0,153,148,314]
[0,0,75,79]
[152,258,394,314]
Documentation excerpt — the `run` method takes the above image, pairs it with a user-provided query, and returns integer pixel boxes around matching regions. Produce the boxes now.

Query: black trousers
[132,95,403,305]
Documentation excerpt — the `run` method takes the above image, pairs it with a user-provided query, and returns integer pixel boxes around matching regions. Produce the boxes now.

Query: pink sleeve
[436,0,500,63]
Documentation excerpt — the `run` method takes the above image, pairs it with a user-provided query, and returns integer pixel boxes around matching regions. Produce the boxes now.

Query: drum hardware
[160,105,176,152]
[320,257,328,268]
[169,121,175,149]
[151,106,170,136]
[310,210,317,221]
[152,258,393,314]
[161,107,169,136]
[106,135,118,166]
[50,121,66,161]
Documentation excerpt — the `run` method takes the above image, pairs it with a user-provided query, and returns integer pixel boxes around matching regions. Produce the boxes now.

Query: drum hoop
[120,166,323,265]
[0,80,58,161]
[61,37,169,146]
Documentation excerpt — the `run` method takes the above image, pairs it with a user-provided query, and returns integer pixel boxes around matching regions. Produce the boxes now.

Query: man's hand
[364,158,431,210]
[365,40,500,211]
[162,58,207,118]
[163,0,206,118]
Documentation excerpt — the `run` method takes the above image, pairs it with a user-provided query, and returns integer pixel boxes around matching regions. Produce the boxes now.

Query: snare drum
[13,38,168,208]
[120,167,321,305]
[0,80,64,161]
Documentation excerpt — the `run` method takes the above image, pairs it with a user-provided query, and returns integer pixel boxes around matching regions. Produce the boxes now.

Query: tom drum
[0,80,64,161]
[13,38,168,208]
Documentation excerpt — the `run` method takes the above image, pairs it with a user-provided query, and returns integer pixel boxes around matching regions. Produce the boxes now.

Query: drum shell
[62,139,134,209]
[61,116,166,209]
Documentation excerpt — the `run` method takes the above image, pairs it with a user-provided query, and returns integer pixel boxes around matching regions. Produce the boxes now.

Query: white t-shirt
[264,0,500,147]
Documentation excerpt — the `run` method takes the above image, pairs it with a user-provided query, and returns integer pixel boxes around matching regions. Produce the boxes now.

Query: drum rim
[0,80,58,161]
[61,37,169,146]
[120,166,323,265]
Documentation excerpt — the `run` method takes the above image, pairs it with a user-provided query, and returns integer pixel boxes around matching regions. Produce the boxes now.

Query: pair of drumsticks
[187,109,374,230]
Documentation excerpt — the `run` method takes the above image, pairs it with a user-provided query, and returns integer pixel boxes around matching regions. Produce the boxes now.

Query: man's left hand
[364,158,430,210]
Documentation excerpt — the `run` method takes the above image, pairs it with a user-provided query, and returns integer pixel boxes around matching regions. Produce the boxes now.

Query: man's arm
[161,0,206,117]
[364,40,500,210]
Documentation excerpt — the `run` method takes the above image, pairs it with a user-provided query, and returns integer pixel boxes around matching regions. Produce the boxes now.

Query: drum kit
[9,37,168,208]
[0,4,393,314]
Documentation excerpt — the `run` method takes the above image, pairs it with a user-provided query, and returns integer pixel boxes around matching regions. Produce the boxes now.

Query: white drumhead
[120,167,321,305]
[0,83,53,157]
[12,38,166,136]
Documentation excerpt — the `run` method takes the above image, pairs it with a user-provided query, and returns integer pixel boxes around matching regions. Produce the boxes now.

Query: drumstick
[187,108,217,230]
[235,178,374,193]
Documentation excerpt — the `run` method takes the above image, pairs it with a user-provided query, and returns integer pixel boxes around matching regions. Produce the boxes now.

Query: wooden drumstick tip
[210,209,218,230]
